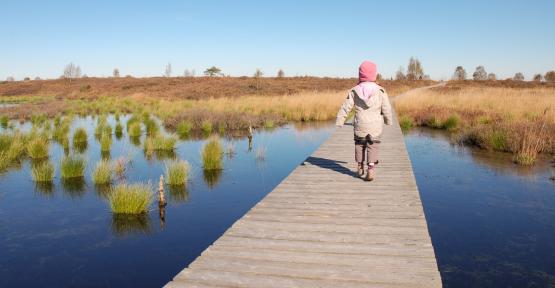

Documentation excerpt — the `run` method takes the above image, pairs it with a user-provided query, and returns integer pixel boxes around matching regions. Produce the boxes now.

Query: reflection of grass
[31,161,55,182]
[255,145,266,161]
[111,213,152,237]
[202,137,223,170]
[203,169,222,189]
[165,160,190,185]
[169,185,189,203]
[34,181,54,196]
[128,122,142,137]
[115,122,123,138]
[92,159,112,184]
[60,155,86,179]
[61,178,86,197]
[100,134,112,152]
[108,183,153,214]
[144,135,177,157]
[73,128,88,145]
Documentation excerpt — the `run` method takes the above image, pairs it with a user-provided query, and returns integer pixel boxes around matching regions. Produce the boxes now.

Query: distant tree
[545,71,555,82]
[184,69,193,77]
[82,74,88,78]
[533,74,543,82]
[164,63,172,77]
[406,57,424,80]
[277,69,285,78]
[34,76,41,80]
[513,72,525,81]
[472,66,488,81]
[395,66,406,81]
[376,73,383,81]
[487,73,497,81]
[452,66,467,80]
[23,77,30,81]
[113,68,120,78]
[254,68,263,78]
[204,66,222,77]
[63,62,81,82]
[6,76,14,82]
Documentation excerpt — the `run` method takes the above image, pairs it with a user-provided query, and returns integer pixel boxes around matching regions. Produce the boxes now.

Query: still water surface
[1,119,554,287]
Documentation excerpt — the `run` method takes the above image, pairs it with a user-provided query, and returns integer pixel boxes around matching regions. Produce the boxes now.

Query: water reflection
[168,185,189,203]
[74,142,87,153]
[34,182,54,197]
[61,178,86,198]
[203,169,222,189]
[111,213,152,237]
[94,184,112,199]
[129,136,141,146]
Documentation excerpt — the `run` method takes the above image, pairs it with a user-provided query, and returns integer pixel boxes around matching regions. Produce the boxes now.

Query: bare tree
[472,66,488,81]
[204,66,222,77]
[487,73,497,81]
[184,69,193,77]
[453,66,467,80]
[513,72,525,81]
[113,68,120,78]
[164,63,172,77]
[545,71,555,82]
[63,62,81,82]
[277,69,285,78]
[533,74,543,82]
[406,57,424,80]
[34,76,41,81]
[254,68,263,78]
[395,66,406,81]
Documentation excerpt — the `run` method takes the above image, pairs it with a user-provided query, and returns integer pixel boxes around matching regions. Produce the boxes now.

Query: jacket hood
[353,82,381,106]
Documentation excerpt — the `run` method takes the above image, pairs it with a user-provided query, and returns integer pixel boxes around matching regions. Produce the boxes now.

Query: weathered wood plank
[165,110,442,287]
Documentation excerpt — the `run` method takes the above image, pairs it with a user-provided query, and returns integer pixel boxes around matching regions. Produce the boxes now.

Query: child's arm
[381,90,393,125]
[336,91,354,127]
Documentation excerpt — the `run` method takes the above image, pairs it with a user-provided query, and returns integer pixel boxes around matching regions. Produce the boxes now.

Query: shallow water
[0,116,334,287]
[405,128,555,288]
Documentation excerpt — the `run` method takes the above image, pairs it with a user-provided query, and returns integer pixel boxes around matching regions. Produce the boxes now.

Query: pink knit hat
[359,60,377,83]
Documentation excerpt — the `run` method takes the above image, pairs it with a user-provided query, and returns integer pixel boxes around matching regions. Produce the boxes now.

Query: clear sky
[2,0,554,80]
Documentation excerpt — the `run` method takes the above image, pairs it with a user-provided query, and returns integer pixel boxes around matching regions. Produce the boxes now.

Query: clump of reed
[165,159,190,185]
[1,115,9,128]
[26,137,50,159]
[0,133,27,166]
[100,134,112,152]
[128,122,142,137]
[92,159,112,184]
[73,128,88,144]
[264,119,275,129]
[144,134,177,152]
[113,156,129,178]
[115,122,123,138]
[202,137,223,170]
[60,155,87,179]
[143,117,159,136]
[399,115,414,133]
[31,161,55,182]
[201,120,213,135]
[108,183,153,214]
[176,120,192,138]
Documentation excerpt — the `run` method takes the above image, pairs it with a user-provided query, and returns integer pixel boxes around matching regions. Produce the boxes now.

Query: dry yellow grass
[395,85,555,165]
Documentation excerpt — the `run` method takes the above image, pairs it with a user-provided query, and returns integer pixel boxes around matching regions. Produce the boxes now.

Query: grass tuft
[399,115,414,133]
[92,159,112,184]
[202,137,223,170]
[165,160,190,185]
[26,137,50,159]
[32,161,55,182]
[201,120,213,135]
[100,134,112,152]
[60,155,87,179]
[176,120,192,138]
[108,183,153,214]
[128,122,142,137]
[73,128,88,144]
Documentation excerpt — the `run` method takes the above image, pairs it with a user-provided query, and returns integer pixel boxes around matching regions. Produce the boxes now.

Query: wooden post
[158,175,167,229]
[248,125,253,152]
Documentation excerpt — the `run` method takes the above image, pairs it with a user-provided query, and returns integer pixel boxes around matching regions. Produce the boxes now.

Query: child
[336,60,392,181]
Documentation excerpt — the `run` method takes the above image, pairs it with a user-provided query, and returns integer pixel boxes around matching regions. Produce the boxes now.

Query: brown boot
[364,167,375,181]
[356,162,364,178]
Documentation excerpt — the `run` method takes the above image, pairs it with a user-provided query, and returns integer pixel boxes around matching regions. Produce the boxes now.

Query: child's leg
[366,142,379,167]
[354,141,366,164]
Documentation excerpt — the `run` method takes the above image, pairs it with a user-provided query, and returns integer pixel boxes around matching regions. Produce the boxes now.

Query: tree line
[452,66,555,82]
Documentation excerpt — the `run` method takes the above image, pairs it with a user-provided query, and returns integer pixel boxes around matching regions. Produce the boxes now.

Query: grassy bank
[395,81,555,165]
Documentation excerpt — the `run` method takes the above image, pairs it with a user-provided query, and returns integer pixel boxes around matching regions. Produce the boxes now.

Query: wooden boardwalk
[166,113,442,287]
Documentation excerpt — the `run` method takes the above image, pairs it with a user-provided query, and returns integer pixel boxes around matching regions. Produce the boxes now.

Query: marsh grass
[92,159,112,184]
[144,118,159,136]
[165,160,190,185]
[176,120,192,138]
[128,122,142,137]
[26,137,50,159]
[145,134,177,151]
[113,156,129,178]
[100,134,112,152]
[201,120,213,135]
[108,183,153,214]
[264,119,275,129]
[31,161,55,182]
[60,155,87,179]
[73,128,88,144]
[202,137,223,170]
[399,115,414,133]
[0,115,8,128]
[115,122,123,138]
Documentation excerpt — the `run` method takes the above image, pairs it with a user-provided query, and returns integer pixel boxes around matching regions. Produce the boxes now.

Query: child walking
[336,61,392,181]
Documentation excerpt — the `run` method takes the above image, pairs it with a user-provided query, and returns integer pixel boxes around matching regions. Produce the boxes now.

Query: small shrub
[60,155,86,179]
[100,134,112,152]
[442,115,460,131]
[399,115,414,132]
[108,183,153,214]
[144,118,159,136]
[177,120,192,137]
[32,161,55,182]
[202,137,223,170]
[92,159,112,184]
[165,160,190,185]
[201,120,213,135]
[26,137,50,159]
[73,128,88,144]
[0,116,8,128]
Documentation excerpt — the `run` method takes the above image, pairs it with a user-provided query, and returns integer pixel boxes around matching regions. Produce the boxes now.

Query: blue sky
[2,0,554,80]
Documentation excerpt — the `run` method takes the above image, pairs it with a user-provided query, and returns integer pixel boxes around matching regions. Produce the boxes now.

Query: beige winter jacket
[336,83,393,139]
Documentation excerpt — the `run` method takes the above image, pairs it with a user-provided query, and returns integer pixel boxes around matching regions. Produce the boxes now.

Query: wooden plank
[165,108,442,287]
